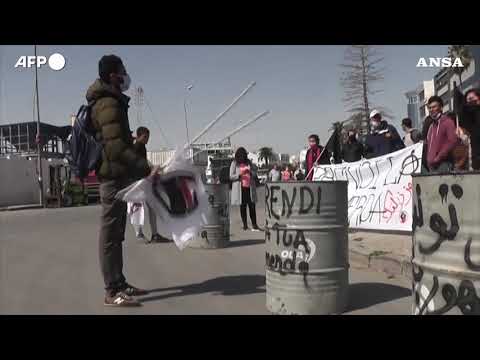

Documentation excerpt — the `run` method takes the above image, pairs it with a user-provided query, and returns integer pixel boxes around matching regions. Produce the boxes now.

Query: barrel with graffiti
[412,173,480,315]
[188,183,230,249]
[265,181,349,315]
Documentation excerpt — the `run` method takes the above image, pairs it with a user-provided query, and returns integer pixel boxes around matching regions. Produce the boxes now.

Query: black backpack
[65,101,103,180]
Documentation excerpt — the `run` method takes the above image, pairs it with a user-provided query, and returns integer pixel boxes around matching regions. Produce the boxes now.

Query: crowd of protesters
[303,90,480,174]
[267,162,305,182]
[268,89,480,180]
[86,53,480,309]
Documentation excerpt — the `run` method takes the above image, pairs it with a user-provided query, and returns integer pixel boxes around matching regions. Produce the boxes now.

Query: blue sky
[0,45,448,155]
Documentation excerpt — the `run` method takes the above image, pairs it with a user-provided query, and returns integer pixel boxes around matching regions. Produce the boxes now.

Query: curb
[0,204,43,212]
[349,249,412,280]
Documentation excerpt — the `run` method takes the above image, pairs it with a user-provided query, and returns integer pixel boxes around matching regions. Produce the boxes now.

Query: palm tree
[448,45,473,86]
[258,147,274,168]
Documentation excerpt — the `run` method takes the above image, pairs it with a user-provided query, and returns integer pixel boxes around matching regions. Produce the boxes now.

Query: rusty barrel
[265,181,349,315]
[412,173,480,315]
[188,183,230,249]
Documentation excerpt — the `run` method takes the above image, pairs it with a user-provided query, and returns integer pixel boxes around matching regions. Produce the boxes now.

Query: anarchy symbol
[400,150,420,176]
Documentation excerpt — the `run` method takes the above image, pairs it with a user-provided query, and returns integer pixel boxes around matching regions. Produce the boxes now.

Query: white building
[419,80,435,120]
[299,149,308,169]
[405,80,435,130]
[277,153,290,163]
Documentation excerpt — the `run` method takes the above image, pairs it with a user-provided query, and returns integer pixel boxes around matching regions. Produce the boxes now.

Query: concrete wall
[0,156,63,207]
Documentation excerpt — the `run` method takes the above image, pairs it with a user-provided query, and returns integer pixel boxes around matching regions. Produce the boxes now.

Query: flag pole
[34,45,44,207]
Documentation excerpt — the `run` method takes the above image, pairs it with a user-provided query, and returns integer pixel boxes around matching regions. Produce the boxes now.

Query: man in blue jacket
[365,109,405,158]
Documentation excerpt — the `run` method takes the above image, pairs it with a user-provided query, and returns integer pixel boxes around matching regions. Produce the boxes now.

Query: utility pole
[34,45,44,207]
[184,84,194,145]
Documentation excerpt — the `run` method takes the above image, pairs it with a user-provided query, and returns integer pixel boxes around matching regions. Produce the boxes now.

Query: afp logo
[416,57,464,68]
[14,53,66,71]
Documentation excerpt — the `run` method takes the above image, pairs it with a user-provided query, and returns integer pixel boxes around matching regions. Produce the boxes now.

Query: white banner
[312,143,423,231]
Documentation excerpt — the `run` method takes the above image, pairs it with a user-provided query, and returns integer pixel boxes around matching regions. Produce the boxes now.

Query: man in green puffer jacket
[86,54,152,307]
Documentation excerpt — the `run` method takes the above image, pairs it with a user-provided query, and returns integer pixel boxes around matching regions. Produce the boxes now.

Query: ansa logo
[416,57,464,68]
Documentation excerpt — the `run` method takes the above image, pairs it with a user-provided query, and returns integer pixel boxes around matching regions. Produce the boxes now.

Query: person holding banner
[88,55,152,307]
[365,109,404,158]
[448,112,470,171]
[341,130,364,163]
[305,134,323,181]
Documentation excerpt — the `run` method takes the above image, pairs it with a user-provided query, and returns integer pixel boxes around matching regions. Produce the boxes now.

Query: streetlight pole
[184,84,193,146]
[34,45,44,207]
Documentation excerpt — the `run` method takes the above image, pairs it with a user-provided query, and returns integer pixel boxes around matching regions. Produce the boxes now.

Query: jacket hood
[86,79,130,105]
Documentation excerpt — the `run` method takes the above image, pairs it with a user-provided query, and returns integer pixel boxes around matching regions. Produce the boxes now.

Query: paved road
[0,188,412,315]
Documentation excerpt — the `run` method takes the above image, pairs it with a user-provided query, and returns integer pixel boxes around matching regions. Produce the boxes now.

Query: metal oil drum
[265,181,349,315]
[188,183,230,249]
[412,173,480,315]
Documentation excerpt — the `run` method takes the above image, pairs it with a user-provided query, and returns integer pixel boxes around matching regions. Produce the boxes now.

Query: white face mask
[120,74,131,92]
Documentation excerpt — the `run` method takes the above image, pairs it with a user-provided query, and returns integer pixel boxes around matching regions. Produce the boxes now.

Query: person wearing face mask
[424,96,459,173]
[86,55,154,307]
[364,109,405,158]
[459,88,480,170]
[341,130,364,163]
[305,134,324,181]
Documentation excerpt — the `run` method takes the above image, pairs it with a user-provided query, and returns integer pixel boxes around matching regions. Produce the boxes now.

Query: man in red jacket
[425,96,458,173]
[305,134,323,181]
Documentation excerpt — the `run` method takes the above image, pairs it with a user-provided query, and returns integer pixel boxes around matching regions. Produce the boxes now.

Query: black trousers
[99,179,129,296]
[240,187,257,227]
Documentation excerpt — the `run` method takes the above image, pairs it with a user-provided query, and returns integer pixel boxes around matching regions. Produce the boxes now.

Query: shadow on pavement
[140,275,266,303]
[227,239,265,248]
[346,282,411,312]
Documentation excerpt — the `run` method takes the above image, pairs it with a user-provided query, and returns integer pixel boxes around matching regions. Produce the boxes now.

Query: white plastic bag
[117,148,208,250]
[127,202,145,226]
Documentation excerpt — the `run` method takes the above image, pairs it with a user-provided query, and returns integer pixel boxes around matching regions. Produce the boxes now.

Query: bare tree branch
[339,45,387,132]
